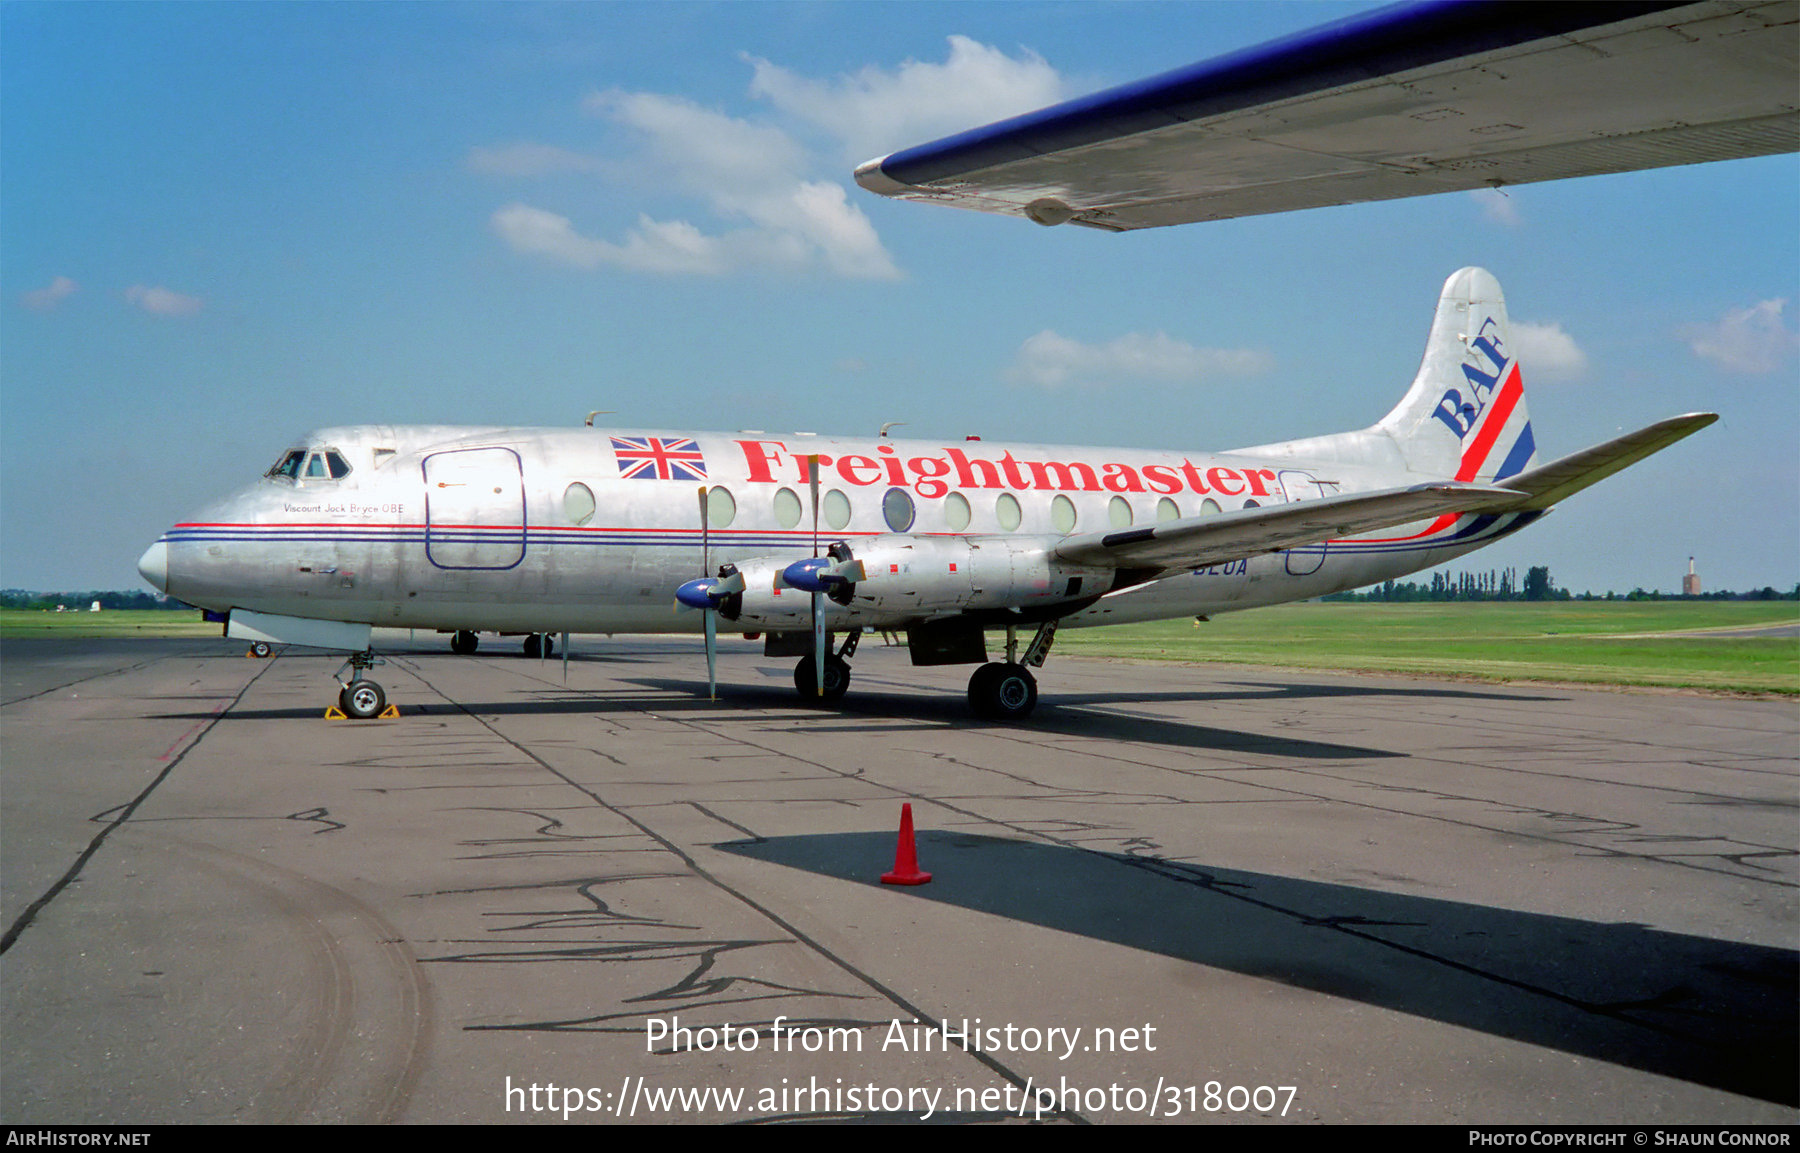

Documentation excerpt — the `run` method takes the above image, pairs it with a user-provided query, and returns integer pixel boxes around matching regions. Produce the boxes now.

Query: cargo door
[425,448,526,570]
[1277,469,1328,576]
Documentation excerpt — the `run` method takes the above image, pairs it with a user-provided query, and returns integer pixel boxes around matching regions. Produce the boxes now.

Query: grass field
[0,608,219,639]
[4,603,1796,694]
[1053,601,1800,694]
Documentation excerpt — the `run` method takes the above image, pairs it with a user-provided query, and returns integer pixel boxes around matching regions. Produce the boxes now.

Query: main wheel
[968,662,1038,721]
[522,633,554,659]
[339,679,387,719]
[793,654,851,702]
[451,630,478,655]
[248,641,273,659]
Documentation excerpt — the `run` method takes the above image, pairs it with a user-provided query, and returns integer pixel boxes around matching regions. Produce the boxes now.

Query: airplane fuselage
[147,422,1526,637]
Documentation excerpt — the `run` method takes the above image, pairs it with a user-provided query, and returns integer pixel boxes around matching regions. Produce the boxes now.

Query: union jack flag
[611,436,708,481]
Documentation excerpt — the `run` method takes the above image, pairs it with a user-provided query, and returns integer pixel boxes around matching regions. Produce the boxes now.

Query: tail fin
[1377,267,1537,483]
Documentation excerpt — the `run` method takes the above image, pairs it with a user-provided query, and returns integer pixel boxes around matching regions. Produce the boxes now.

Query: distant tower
[1683,556,1701,597]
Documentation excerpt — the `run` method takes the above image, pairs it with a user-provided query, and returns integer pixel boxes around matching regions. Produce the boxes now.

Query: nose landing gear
[326,650,398,720]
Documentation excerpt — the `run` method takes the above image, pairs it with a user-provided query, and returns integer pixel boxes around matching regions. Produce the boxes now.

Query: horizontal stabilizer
[1488,413,1718,510]
[1054,481,1522,572]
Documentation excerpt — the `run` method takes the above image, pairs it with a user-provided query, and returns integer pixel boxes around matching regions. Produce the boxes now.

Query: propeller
[808,455,824,697]
[701,486,717,698]
[672,486,745,699]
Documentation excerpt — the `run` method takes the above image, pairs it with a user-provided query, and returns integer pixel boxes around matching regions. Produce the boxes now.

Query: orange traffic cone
[881,803,932,886]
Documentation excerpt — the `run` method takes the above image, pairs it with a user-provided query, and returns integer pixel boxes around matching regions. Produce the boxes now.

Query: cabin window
[706,485,736,528]
[1156,497,1180,522]
[773,487,802,529]
[563,482,596,526]
[1051,494,1077,534]
[1243,499,1260,510]
[882,487,916,532]
[823,489,852,531]
[944,491,971,532]
[1108,495,1133,529]
[1200,498,1222,517]
[996,492,1022,532]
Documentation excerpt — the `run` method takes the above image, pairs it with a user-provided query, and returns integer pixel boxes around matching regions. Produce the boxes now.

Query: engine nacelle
[718,537,1113,630]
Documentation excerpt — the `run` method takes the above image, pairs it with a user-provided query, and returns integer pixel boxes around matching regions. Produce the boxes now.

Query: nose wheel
[329,650,396,720]
[338,679,388,719]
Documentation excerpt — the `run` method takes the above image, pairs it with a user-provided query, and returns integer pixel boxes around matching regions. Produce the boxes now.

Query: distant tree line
[1323,567,1800,603]
[0,589,193,611]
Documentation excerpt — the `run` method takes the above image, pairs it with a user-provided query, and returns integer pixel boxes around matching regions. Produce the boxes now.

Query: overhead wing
[1053,481,1522,572]
[1487,412,1718,509]
[855,2,1799,231]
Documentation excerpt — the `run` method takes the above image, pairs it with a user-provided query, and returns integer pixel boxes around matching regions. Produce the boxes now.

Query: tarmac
[2,632,1795,1124]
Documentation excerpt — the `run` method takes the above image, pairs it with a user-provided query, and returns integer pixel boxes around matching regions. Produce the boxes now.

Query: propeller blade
[807,455,820,558]
[699,485,716,699]
[806,455,825,696]
[812,589,825,697]
[705,608,718,700]
[697,486,710,575]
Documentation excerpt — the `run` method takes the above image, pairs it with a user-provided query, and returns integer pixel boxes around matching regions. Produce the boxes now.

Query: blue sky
[4,1,1796,595]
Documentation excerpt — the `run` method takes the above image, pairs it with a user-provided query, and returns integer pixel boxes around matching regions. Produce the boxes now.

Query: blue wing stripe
[875,1,1689,187]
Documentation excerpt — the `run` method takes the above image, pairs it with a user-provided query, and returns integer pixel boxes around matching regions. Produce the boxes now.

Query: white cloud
[1510,320,1586,380]
[466,142,605,177]
[587,90,807,190]
[1469,187,1522,227]
[124,285,202,318]
[482,37,1064,280]
[1004,330,1274,389]
[1677,299,1798,374]
[21,276,79,311]
[745,34,1067,163]
[492,89,899,279]
[492,203,728,275]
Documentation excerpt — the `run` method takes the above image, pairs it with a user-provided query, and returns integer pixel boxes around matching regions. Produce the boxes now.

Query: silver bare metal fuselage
[146,422,1522,638]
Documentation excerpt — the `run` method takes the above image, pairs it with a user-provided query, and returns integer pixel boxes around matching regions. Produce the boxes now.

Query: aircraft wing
[1487,412,1719,509]
[1053,481,1522,572]
[854,2,1799,231]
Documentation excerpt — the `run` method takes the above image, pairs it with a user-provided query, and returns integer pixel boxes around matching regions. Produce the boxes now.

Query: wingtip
[854,155,908,196]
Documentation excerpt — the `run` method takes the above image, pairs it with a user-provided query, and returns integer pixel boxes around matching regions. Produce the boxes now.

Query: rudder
[1376,267,1537,484]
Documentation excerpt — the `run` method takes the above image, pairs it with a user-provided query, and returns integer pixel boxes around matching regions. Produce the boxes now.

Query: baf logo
[1431,316,1509,438]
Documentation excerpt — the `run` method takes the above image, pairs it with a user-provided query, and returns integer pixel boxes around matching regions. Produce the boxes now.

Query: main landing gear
[968,662,1038,721]
[794,630,857,703]
[967,619,1058,721]
[787,619,1059,721]
[447,631,556,658]
[331,649,393,720]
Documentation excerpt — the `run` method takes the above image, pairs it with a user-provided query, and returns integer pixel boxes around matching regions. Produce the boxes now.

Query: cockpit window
[267,450,307,480]
[266,448,351,482]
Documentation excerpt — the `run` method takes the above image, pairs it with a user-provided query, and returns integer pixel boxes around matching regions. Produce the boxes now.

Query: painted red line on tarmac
[160,704,225,762]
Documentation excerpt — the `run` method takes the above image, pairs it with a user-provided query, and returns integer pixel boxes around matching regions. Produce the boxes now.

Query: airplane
[136,266,1717,722]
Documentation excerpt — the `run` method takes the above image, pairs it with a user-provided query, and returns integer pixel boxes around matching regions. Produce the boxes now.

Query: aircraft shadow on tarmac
[158,672,1564,758]
[721,830,1799,1107]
